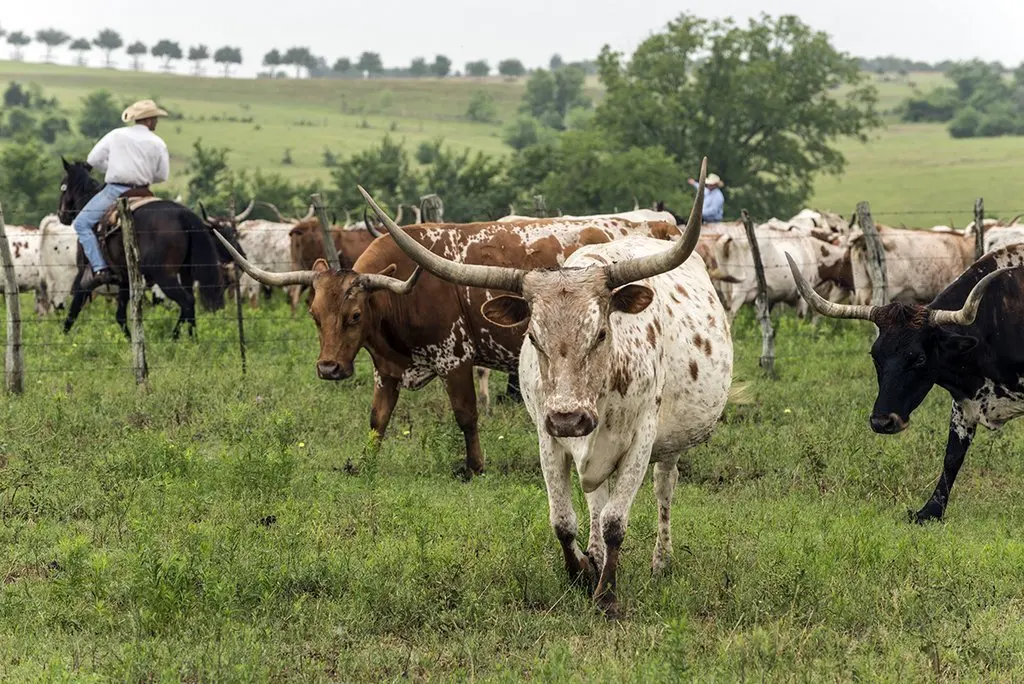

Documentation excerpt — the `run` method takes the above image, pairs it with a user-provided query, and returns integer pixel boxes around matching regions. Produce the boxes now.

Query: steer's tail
[184,211,226,311]
[727,381,753,406]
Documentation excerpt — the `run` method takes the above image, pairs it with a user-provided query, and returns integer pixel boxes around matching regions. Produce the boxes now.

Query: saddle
[95,186,163,246]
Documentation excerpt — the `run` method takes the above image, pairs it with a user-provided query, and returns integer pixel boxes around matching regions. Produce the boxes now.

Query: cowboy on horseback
[73,99,170,288]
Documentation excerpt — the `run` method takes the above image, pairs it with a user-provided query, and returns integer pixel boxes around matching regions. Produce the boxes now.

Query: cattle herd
[5,158,1024,616]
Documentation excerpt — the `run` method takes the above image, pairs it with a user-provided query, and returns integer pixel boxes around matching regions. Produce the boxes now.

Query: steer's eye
[596,329,608,344]
[350,311,361,324]
[911,354,927,369]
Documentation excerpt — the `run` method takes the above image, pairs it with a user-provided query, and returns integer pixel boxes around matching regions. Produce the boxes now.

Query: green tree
[0,140,60,225]
[549,53,564,71]
[421,145,516,222]
[69,38,91,66]
[465,90,497,123]
[498,58,526,77]
[7,31,31,61]
[78,90,122,139]
[949,107,982,138]
[328,135,421,213]
[185,138,231,201]
[126,41,147,70]
[357,51,383,75]
[431,54,452,77]
[595,13,880,217]
[214,46,242,77]
[263,49,282,69]
[92,28,123,68]
[466,60,490,77]
[35,28,70,62]
[151,40,183,71]
[519,66,590,129]
[188,45,210,75]
[282,47,315,78]
[409,57,428,77]
[332,57,352,74]
[502,115,555,151]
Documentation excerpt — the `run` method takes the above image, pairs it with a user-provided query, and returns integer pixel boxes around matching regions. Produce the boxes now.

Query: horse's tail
[184,211,226,311]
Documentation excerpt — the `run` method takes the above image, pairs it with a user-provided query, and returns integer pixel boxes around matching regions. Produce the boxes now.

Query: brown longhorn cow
[213,215,679,475]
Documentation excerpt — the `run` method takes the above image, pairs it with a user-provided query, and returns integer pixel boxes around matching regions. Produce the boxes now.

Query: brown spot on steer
[675,284,689,298]
[611,364,632,396]
[647,323,658,347]
[689,360,699,381]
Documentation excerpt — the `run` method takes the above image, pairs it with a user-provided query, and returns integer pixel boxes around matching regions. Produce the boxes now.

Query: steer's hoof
[594,589,621,621]
[452,462,483,482]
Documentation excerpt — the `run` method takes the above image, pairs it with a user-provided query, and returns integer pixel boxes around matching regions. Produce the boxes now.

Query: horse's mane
[66,161,101,194]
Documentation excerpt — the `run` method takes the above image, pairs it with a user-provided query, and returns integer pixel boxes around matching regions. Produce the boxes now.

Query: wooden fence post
[856,201,887,307]
[420,194,444,223]
[228,199,247,375]
[741,210,776,378]
[311,193,340,270]
[532,194,547,218]
[118,198,148,387]
[974,197,985,259]
[0,203,24,394]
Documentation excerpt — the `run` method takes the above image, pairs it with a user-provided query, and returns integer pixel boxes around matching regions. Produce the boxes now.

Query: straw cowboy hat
[706,173,724,188]
[121,99,169,123]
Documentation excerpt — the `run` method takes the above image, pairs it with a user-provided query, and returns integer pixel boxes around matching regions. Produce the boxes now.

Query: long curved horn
[357,266,423,294]
[929,267,1017,327]
[364,207,384,238]
[1007,213,1023,226]
[343,210,352,229]
[234,198,255,221]
[632,196,639,211]
[259,201,295,224]
[359,186,525,293]
[394,204,404,226]
[301,204,315,221]
[412,205,422,224]
[211,228,314,286]
[197,201,211,223]
[785,252,874,320]
[604,158,707,288]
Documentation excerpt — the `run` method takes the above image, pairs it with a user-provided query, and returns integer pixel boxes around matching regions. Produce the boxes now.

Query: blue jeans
[72,183,128,271]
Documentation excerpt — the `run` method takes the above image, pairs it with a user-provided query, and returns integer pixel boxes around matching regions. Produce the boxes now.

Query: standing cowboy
[73,99,170,286]
[687,172,725,223]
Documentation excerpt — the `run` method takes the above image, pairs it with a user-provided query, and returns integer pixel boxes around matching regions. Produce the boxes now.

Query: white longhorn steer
[359,161,733,617]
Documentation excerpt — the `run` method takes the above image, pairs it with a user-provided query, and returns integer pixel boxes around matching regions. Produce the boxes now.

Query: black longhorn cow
[786,246,1024,523]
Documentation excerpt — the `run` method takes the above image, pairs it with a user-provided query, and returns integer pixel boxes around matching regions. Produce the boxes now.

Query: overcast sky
[4,0,1022,76]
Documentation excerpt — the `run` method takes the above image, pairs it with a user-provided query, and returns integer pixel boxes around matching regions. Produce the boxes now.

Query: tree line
[0,21,592,80]
[0,14,880,229]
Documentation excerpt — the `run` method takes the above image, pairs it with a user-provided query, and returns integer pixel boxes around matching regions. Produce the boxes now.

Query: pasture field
[4,294,1024,680]
[4,62,1024,226]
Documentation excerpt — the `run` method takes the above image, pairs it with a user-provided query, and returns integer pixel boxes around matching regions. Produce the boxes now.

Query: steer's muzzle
[870,412,908,435]
[545,410,598,438]
[316,360,352,381]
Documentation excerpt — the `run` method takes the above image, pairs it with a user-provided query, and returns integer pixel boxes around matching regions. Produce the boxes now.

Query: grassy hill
[3,62,1023,226]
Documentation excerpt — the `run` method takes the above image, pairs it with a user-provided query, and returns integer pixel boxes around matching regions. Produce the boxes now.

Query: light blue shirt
[689,181,724,222]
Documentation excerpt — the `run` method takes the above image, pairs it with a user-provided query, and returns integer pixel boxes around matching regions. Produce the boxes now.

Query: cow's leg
[289,285,302,315]
[475,367,491,414]
[594,423,656,618]
[652,459,679,576]
[443,363,484,476]
[369,374,401,440]
[540,433,595,589]
[584,482,609,571]
[913,402,976,524]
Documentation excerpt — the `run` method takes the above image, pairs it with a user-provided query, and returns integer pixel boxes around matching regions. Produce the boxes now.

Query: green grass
[5,62,1024,225]
[5,294,1024,679]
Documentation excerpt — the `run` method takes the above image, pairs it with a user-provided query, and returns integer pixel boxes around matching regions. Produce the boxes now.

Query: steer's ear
[611,284,654,315]
[481,295,530,327]
[378,264,397,277]
[937,332,978,357]
[312,259,331,274]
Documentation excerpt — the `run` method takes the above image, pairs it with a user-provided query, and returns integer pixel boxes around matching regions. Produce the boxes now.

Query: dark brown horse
[58,159,228,338]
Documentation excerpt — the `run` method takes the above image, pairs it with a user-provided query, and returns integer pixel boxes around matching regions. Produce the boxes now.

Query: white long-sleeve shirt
[86,124,170,186]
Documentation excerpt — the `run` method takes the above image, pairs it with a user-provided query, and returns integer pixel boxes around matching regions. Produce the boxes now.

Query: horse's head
[59,158,100,225]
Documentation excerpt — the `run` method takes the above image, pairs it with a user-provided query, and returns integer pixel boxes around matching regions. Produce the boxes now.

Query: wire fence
[3,201,1023,386]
